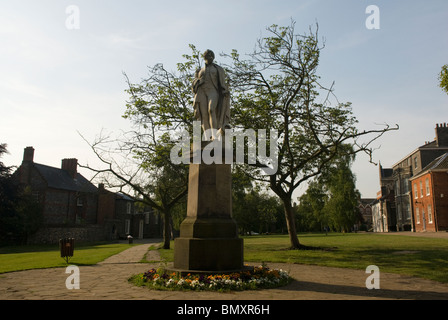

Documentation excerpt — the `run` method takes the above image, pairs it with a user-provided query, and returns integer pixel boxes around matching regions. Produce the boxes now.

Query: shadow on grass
[279,278,448,300]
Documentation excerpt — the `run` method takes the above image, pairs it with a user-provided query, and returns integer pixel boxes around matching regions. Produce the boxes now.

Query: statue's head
[203,49,215,65]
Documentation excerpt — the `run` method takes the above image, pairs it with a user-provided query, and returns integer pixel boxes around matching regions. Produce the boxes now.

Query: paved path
[1,235,448,300]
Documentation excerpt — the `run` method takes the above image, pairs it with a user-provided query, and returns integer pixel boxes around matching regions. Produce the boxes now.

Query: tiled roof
[34,163,97,193]
[422,152,448,171]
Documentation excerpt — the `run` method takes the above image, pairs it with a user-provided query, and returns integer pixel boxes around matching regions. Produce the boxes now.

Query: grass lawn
[0,242,137,274]
[159,233,448,284]
[2,233,448,284]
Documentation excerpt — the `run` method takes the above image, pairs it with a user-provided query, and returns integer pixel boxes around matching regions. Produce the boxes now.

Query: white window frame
[420,181,423,198]
[428,205,433,224]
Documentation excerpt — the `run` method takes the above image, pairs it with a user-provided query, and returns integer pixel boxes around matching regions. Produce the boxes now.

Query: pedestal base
[174,236,243,272]
[173,148,244,273]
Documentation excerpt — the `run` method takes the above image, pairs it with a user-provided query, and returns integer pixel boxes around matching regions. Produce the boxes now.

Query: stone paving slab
[1,237,448,300]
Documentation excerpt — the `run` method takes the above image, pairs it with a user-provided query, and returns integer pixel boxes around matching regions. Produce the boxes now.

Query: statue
[192,49,231,140]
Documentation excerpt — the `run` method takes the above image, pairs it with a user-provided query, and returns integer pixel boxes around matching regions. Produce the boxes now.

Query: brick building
[13,146,161,243]
[377,123,448,232]
[410,153,448,232]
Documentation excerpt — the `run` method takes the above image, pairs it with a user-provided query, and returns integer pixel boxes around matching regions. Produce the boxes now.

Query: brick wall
[412,173,436,232]
[433,172,448,230]
[412,171,448,232]
[27,225,107,244]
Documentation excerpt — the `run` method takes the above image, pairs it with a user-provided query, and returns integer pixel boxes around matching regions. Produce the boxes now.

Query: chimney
[61,158,78,179]
[435,122,448,147]
[23,146,34,163]
[19,146,34,184]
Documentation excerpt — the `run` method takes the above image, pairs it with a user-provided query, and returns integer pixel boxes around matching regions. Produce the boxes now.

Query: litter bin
[59,238,74,263]
[127,235,133,244]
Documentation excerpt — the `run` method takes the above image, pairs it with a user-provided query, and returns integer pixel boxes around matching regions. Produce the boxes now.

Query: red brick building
[410,153,448,232]
[12,146,161,243]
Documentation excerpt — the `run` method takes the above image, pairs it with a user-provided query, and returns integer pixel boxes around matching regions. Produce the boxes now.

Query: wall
[27,225,107,244]
[412,173,436,232]
[433,171,448,230]
[43,189,98,225]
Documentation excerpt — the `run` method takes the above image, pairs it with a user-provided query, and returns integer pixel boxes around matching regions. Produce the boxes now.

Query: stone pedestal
[173,146,243,272]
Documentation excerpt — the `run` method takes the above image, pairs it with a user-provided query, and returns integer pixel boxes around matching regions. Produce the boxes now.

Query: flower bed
[129,265,292,292]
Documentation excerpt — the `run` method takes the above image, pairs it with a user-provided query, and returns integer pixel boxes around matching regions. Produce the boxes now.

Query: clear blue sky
[1,0,447,198]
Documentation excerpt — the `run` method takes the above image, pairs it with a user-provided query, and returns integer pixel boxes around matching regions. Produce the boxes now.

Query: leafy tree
[223,21,397,248]
[322,155,361,233]
[0,144,42,245]
[81,22,397,250]
[79,47,203,249]
[296,148,361,233]
[439,64,448,94]
[296,180,328,232]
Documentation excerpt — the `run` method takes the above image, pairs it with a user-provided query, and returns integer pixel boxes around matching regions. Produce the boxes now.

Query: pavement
[1,234,448,300]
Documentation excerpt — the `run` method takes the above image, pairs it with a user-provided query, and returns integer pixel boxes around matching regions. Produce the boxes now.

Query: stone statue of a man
[192,49,231,140]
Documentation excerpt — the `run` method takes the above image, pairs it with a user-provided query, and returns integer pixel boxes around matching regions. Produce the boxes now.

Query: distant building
[374,164,396,232]
[376,123,448,232]
[358,198,375,231]
[410,153,448,232]
[12,146,161,243]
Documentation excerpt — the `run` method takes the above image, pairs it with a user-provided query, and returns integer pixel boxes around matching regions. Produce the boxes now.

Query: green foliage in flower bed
[129,265,292,292]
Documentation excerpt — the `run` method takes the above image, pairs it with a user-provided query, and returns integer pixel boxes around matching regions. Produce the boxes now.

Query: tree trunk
[283,198,301,249]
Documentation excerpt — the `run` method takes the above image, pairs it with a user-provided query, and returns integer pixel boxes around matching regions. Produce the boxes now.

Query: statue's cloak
[192,63,230,132]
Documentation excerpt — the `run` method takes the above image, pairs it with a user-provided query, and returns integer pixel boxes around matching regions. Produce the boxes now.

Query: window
[403,178,409,194]
[405,203,411,219]
[77,197,83,207]
[416,208,420,224]
[428,205,433,223]
[414,157,418,169]
[125,219,130,234]
[420,181,423,198]
[425,178,430,196]
[126,202,132,214]
[414,184,418,199]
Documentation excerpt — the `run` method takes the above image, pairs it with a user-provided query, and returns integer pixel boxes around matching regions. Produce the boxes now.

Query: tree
[223,21,397,249]
[79,47,203,249]
[296,148,361,233]
[439,64,448,95]
[0,143,42,245]
[296,180,328,232]
[322,153,361,233]
[233,187,282,235]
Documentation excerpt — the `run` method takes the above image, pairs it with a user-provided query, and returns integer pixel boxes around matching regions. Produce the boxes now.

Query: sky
[1,0,447,199]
